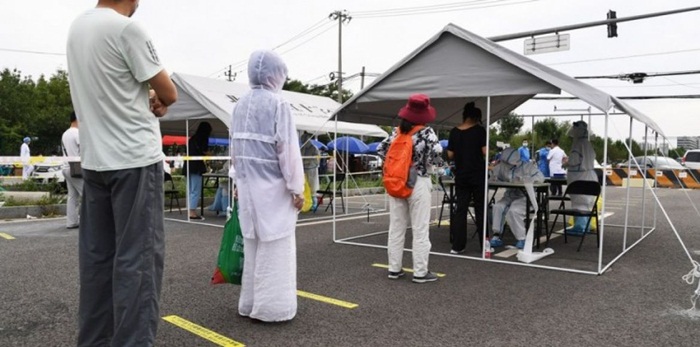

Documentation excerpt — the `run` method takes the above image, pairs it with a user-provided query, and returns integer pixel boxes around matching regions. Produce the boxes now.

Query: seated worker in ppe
[565,121,598,235]
[490,147,544,249]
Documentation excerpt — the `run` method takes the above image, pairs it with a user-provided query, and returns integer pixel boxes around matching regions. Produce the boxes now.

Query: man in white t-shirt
[67,1,177,345]
[547,138,568,196]
[61,112,82,229]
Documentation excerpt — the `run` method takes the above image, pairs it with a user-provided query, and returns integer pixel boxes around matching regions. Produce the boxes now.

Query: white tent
[332,23,673,275]
[160,73,388,139]
[334,23,663,137]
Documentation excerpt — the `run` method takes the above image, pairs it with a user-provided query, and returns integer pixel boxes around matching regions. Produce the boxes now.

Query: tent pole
[622,117,633,250]
[641,126,649,237]
[332,116,338,242]
[653,133,659,229]
[598,111,610,274]
[186,120,191,222]
[482,97,491,259]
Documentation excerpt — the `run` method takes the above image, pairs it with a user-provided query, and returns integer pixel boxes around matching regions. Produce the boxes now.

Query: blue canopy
[367,142,382,154]
[439,139,448,149]
[209,137,229,146]
[327,136,369,154]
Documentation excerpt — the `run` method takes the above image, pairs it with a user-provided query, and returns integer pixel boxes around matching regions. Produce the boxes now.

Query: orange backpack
[383,125,424,198]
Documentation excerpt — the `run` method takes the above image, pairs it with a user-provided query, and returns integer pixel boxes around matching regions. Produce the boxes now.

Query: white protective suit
[20,141,33,179]
[566,121,598,233]
[490,147,544,241]
[230,50,304,322]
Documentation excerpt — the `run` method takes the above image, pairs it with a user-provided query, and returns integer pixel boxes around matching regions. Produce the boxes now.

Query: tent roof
[160,73,388,139]
[334,23,664,136]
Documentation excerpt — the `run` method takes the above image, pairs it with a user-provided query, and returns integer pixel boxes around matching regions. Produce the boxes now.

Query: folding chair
[164,172,182,214]
[545,180,601,251]
[314,173,345,213]
[437,176,455,228]
[438,176,481,243]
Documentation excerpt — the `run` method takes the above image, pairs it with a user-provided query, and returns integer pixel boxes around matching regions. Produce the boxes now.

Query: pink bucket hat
[398,93,436,124]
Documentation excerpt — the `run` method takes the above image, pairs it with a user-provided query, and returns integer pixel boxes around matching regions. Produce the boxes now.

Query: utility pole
[329,10,351,103]
[224,65,236,82]
[360,66,366,89]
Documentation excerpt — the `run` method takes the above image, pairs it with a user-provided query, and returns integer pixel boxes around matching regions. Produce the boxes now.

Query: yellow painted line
[371,263,446,278]
[296,290,358,309]
[162,315,244,347]
[0,232,15,240]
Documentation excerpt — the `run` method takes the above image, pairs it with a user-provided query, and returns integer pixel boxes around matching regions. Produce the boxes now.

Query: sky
[2,0,699,148]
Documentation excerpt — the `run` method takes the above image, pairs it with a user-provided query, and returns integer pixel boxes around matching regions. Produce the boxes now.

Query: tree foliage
[0,68,73,156]
[283,78,353,103]
[495,113,523,140]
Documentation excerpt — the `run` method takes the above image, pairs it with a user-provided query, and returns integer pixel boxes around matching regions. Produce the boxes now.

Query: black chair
[164,172,182,214]
[437,176,478,228]
[437,176,454,228]
[545,180,601,251]
[315,173,345,213]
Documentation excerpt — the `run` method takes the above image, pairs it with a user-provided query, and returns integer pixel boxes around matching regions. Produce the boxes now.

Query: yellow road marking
[296,290,358,309]
[0,232,15,240]
[371,263,446,278]
[162,315,244,347]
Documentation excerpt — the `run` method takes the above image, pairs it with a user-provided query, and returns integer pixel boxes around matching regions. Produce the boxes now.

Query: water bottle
[484,237,492,259]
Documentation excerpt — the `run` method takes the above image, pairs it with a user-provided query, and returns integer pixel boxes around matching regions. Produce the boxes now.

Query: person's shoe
[490,237,504,248]
[66,225,79,229]
[189,215,205,220]
[412,272,438,283]
[388,270,405,279]
[515,239,526,249]
[449,248,465,254]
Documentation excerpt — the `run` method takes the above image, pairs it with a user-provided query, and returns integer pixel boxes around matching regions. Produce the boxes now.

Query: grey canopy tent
[332,23,672,275]
[334,23,663,137]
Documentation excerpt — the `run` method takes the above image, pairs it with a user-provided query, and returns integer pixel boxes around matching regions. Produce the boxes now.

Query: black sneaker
[412,272,438,283]
[388,270,405,279]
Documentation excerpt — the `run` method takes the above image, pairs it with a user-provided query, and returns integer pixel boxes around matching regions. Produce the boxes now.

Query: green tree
[495,113,523,140]
[283,78,353,103]
[0,68,39,155]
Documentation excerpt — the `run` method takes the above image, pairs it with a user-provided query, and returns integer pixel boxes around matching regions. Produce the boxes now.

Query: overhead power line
[575,70,700,84]
[0,47,65,56]
[207,17,335,79]
[353,0,538,19]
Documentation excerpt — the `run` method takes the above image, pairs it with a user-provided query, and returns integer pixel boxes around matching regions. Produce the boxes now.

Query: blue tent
[208,137,229,146]
[327,136,369,154]
[367,142,382,154]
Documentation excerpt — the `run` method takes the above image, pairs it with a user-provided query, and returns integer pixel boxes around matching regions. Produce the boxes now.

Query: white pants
[492,196,527,241]
[238,233,297,322]
[22,164,33,180]
[387,176,432,277]
[62,168,83,227]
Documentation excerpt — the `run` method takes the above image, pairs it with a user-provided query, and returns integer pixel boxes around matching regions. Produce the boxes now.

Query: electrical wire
[353,0,538,19]
[207,18,334,79]
[549,48,700,66]
[0,47,65,56]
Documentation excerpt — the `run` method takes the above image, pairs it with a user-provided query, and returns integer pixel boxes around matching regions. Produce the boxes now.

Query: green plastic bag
[211,203,244,285]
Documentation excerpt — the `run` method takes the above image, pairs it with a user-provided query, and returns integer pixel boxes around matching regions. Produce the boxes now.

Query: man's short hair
[70,111,77,123]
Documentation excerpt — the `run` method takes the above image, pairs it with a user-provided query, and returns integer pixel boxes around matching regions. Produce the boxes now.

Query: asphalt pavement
[1,187,700,346]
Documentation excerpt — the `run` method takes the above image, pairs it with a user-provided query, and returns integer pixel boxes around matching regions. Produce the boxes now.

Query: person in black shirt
[447,102,487,254]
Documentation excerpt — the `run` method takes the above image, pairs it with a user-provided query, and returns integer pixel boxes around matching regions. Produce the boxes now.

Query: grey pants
[78,162,164,347]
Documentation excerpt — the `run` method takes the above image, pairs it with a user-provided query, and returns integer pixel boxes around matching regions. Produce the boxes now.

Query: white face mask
[522,142,528,147]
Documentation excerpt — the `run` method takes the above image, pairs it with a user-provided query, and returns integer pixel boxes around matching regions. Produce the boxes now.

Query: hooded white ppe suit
[230,50,304,322]
[21,141,33,179]
[566,121,598,233]
[490,148,544,241]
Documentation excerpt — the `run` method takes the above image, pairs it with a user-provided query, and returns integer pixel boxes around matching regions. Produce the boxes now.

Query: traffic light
[607,10,618,38]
